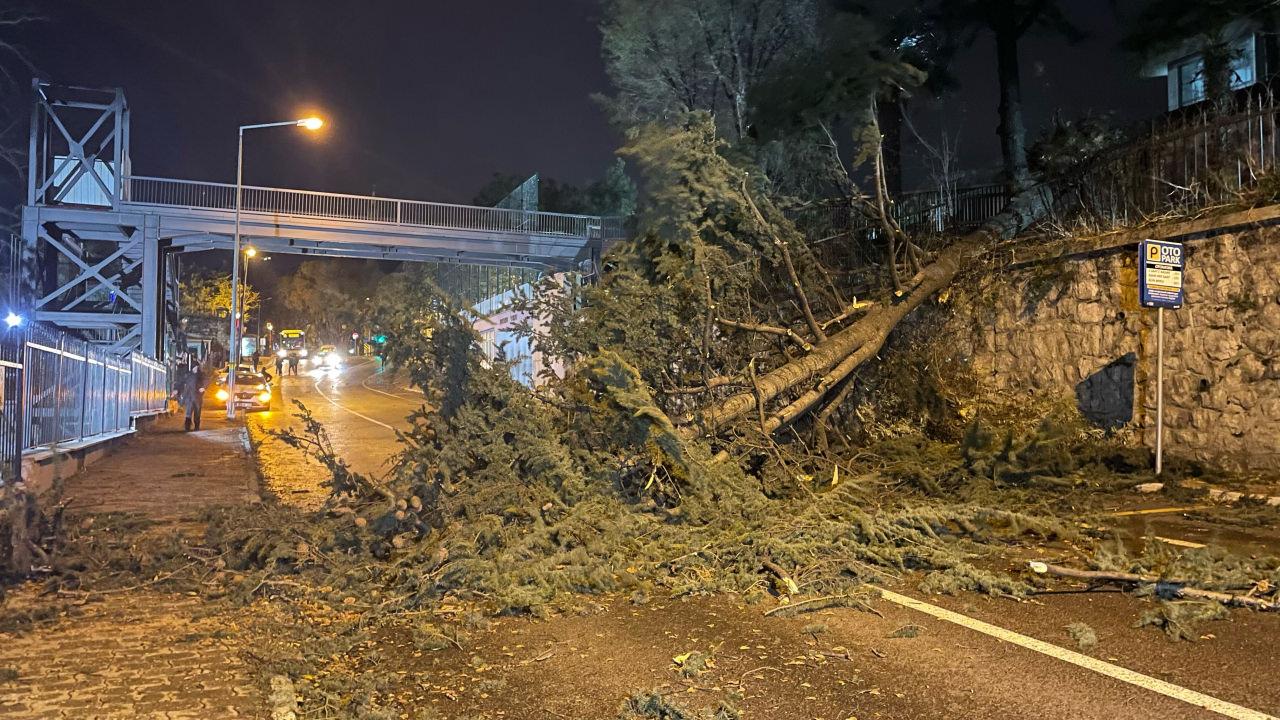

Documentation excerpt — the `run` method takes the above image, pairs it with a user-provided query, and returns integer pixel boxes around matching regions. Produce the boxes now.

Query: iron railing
[0,321,169,482]
[1045,101,1280,230]
[121,175,626,241]
[811,100,1280,243]
[809,183,1009,238]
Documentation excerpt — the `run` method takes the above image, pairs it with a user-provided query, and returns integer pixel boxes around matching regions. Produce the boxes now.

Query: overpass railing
[0,322,169,482]
[122,176,616,240]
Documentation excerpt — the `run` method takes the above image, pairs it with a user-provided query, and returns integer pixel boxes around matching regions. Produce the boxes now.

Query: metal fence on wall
[805,99,1280,245]
[0,321,169,482]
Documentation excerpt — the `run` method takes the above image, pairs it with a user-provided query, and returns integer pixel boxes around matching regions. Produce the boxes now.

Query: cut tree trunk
[682,185,1051,438]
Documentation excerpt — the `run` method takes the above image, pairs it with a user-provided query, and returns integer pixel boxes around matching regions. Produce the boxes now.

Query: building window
[1175,58,1206,107]
[1170,35,1257,110]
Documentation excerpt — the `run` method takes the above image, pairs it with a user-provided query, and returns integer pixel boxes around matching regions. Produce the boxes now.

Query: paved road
[247,356,421,506]
[238,358,1280,719]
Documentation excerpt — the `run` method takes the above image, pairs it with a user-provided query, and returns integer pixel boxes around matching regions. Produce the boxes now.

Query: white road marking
[1109,506,1209,517]
[310,375,396,431]
[1147,535,1207,549]
[360,367,421,401]
[875,588,1277,720]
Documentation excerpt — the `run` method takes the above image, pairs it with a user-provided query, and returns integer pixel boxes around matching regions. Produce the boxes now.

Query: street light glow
[4,312,23,328]
[245,247,257,258]
[298,117,324,130]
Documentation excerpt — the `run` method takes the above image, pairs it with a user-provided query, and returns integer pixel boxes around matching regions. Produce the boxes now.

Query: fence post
[52,334,65,446]
[10,328,24,482]
[78,343,89,442]
[20,330,31,451]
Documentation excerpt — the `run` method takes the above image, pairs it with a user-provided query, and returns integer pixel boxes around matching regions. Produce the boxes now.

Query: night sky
[4,0,1166,209]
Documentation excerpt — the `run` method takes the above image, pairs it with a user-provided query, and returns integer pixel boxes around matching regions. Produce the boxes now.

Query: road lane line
[360,367,420,401]
[874,587,1276,720]
[1148,535,1207,549]
[311,376,396,431]
[1109,506,1209,517]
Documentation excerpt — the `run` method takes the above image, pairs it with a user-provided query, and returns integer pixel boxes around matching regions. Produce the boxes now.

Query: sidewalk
[61,411,260,522]
[0,411,266,719]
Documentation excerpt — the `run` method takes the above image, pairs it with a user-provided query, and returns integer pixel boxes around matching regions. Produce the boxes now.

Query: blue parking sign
[1139,239,1184,309]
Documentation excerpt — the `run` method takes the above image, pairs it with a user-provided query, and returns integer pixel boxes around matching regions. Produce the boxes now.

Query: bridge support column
[141,216,161,359]
[18,207,40,311]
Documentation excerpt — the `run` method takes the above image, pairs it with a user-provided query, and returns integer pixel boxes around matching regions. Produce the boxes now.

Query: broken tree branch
[1029,562,1280,611]
[819,299,874,331]
[715,317,813,351]
[740,176,827,343]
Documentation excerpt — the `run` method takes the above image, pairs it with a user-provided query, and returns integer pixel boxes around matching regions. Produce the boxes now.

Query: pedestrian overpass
[19,82,625,358]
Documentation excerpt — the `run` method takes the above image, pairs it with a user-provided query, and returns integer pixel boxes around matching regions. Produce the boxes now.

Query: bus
[277,329,307,360]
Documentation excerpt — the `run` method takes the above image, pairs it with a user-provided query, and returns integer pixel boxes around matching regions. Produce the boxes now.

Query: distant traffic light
[373,334,387,344]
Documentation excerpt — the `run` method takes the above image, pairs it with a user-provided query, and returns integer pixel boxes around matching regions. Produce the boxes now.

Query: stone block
[1076,302,1105,324]
[1200,328,1241,362]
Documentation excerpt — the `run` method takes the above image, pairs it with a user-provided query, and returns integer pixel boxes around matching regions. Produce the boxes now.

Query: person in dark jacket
[179,362,206,431]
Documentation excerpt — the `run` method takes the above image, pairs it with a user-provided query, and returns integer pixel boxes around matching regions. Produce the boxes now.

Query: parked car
[209,366,273,411]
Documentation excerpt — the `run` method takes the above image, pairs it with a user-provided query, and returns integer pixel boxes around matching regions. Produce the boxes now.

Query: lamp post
[256,297,272,354]
[237,246,257,351]
[228,116,324,419]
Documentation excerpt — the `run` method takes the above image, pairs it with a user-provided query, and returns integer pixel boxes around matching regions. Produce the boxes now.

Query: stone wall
[948,224,1280,472]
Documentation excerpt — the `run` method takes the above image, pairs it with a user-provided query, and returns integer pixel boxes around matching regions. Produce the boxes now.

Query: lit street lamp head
[298,117,324,131]
[245,247,257,258]
[4,312,23,328]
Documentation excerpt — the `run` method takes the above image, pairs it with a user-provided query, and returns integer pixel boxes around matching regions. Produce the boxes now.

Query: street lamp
[228,116,324,418]
[238,246,257,329]
[255,296,272,356]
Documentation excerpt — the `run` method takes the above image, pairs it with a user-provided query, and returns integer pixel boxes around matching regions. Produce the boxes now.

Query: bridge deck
[32,176,622,269]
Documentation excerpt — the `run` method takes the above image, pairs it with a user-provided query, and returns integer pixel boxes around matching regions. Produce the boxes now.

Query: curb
[1135,481,1280,507]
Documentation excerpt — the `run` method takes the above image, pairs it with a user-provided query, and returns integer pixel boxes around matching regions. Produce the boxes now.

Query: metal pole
[53,334,64,445]
[241,251,251,356]
[1156,306,1164,476]
[227,129,243,419]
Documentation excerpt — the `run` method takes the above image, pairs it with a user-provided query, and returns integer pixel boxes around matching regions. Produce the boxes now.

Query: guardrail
[121,175,624,241]
[0,322,169,482]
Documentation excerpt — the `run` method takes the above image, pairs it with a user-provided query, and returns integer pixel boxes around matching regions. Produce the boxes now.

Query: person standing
[274,351,285,378]
[179,361,206,431]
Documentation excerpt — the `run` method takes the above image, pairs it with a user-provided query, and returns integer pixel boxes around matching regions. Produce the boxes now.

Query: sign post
[1138,239,1185,475]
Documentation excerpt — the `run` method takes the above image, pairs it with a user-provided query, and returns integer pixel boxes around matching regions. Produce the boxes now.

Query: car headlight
[276,349,286,358]
[215,388,229,401]
[258,391,271,403]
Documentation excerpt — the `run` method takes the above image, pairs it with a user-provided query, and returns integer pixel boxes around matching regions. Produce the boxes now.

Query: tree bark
[683,185,1051,438]
[878,89,905,196]
[995,23,1031,192]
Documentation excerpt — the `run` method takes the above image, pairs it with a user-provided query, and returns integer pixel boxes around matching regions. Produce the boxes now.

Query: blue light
[4,312,23,328]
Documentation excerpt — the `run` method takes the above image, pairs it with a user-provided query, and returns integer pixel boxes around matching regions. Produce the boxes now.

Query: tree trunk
[878,90,905,196]
[683,185,1051,438]
[995,24,1031,192]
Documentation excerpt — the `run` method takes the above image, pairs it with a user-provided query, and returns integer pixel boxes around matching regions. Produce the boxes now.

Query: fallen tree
[685,184,1051,438]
